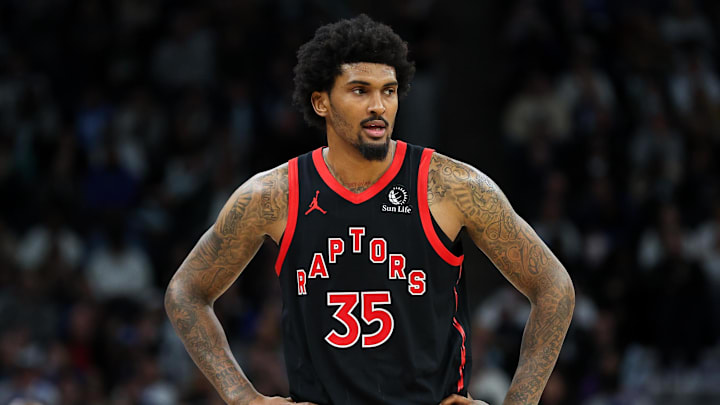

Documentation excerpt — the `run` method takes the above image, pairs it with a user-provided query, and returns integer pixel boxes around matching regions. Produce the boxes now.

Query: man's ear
[311,91,329,118]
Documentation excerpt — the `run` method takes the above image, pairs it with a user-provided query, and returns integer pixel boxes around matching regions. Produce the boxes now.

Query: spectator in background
[577,175,624,270]
[0,343,60,405]
[151,8,216,89]
[15,209,83,273]
[503,0,563,73]
[619,10,673,77]
[690,202,720,329]
[623,76,668,125]
[134,355,179,405]
[692,202,720,282]
[503,72,572,209]
[75,86,114,154]
[110,86,167,179]
[0,52,59,138]
[83,142,139,217]
[637,204,691,271]
[85,218,154,303]
[533,172,583,265]
[629,113,685,200]
[113,87,167,147]
[668,48,720,118]
[660,0,714,49]
[503,72,571,145]
[224,78,256,162]
[555,44,616,136]
[646,235,713,366]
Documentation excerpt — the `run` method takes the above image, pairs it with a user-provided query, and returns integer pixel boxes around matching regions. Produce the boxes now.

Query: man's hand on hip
[247,396,317,405]
[439,393,489,405]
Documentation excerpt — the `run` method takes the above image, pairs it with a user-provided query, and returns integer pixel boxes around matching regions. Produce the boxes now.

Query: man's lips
[361,118,388,138]
[363,126,386,137]
[362,119,387,128]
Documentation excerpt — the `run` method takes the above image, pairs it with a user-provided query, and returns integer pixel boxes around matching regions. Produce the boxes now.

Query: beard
[328,99,392,161]
[355,134,390,161]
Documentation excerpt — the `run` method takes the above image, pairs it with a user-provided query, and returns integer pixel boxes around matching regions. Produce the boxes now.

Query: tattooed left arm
[430,153,574,405]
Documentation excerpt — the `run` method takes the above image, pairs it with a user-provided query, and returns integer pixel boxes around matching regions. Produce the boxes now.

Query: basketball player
[165,14,574,405]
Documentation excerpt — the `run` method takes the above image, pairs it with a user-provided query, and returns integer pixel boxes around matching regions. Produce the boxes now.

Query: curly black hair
[292,14,416,130]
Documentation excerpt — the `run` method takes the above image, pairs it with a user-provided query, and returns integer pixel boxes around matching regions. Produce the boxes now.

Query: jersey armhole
[274,157,299,276]
[417,148,464,267]
[430,213,463,256]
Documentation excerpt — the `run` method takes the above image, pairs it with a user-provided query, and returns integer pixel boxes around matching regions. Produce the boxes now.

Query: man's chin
[356,137,390,161]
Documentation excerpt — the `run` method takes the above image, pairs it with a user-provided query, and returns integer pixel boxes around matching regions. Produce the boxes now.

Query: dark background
[1,0,719,404]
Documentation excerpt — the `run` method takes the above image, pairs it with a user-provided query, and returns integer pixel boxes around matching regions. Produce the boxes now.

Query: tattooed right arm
[164,164,288,405]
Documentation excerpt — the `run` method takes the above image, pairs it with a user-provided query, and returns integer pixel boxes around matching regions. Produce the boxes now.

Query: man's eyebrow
[345,80,399,87]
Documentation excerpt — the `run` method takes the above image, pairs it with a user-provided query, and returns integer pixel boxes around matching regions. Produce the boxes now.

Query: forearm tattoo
[428,153,574,405]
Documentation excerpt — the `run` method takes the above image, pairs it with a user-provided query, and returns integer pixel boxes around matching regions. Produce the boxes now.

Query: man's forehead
[339,63,396,79]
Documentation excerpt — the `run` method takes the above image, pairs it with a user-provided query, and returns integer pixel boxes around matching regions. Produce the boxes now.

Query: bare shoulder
[427,151,509,231]
[215,162,289,243]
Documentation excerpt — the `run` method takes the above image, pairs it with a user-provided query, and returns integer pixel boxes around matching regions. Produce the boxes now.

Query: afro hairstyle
[292,14,416,130]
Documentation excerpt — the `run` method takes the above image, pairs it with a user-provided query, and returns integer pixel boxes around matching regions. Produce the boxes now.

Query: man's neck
[323,138,396,194]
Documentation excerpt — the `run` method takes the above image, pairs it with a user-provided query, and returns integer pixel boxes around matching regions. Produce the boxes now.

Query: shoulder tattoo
[427,152,502,227]
[217,164,289,239]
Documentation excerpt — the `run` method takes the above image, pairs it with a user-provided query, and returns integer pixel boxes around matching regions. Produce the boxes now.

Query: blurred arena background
[1,0,719,404]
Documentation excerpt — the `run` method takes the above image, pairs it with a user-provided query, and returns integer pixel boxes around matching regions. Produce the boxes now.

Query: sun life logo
[388,185,408,206]
[382,185,412,214]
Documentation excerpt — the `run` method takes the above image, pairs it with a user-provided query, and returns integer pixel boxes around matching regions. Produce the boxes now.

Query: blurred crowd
[478,0,720,404]
[0,0,719,404]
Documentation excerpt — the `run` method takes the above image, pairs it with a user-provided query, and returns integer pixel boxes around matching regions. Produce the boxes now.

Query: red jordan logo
[305,190,327,215]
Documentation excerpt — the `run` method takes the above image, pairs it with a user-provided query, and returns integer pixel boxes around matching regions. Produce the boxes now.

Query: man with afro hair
[166,14,574,405]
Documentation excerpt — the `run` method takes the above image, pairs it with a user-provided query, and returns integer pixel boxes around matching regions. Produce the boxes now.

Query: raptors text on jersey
[294,227,427,297]
[274,141,472,404]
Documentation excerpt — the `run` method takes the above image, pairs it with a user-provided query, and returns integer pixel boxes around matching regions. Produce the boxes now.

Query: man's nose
[367,92,386,116]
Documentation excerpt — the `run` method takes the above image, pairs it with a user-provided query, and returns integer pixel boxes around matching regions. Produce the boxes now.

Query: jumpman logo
[305,190,327,215]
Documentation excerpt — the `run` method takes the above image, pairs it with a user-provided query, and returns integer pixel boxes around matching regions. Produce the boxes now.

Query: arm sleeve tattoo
[428,153,574,405]
[164,164,289,405]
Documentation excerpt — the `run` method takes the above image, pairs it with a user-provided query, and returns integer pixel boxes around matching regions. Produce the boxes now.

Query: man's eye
[384,88,396,95]
[352,88,365,94]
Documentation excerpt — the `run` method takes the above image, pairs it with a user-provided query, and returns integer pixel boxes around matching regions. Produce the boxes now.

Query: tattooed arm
[165,164,308,405]
[428,153,574,405]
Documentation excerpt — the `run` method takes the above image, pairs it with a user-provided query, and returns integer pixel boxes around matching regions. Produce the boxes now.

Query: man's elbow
[164,274,212,317]
[562,271,575,313]
[533,266,575,319]
[554,268,575,322]
[164,276,195,316]
[164,278,180,318]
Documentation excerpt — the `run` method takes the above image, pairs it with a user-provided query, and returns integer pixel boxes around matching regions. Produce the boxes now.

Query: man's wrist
[229,390,262,405]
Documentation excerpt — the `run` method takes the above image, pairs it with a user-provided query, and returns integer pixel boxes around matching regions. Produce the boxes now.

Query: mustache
[360,116,389,126]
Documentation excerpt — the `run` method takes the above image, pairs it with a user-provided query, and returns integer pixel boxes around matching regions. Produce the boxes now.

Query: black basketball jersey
[274,141,472,404]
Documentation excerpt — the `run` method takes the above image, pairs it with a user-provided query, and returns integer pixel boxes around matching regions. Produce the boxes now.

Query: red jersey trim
[275,158,299,276]
[452,316,467,392]
[453,264,466,392]
[417,148,464,267]
[311,140,408,204]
